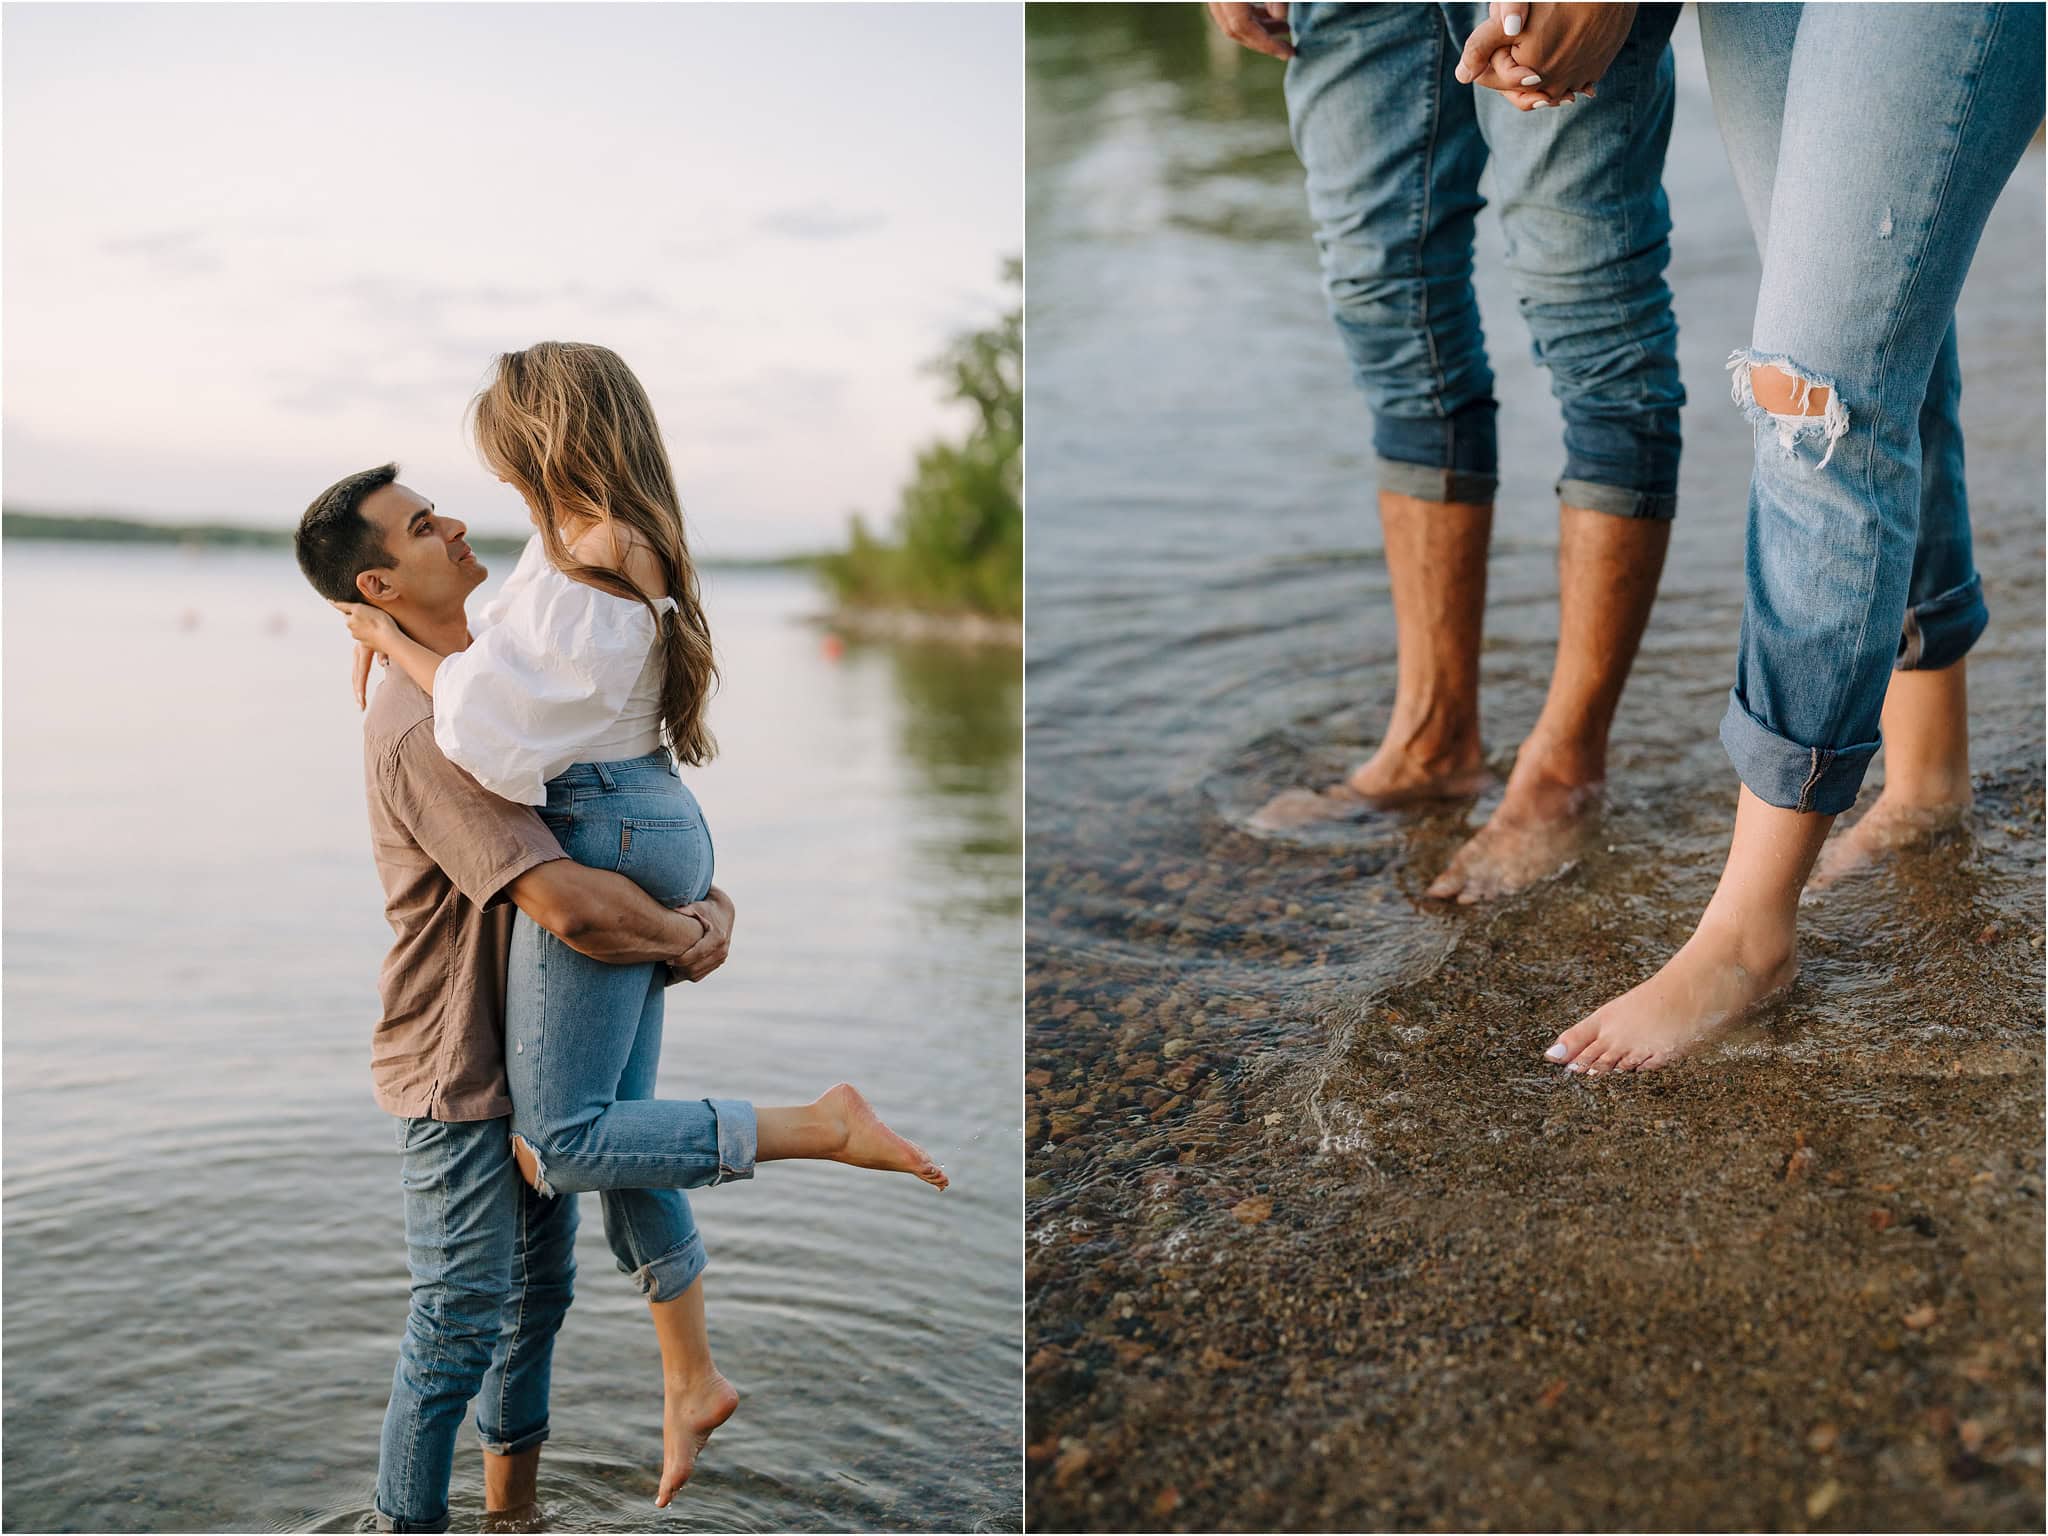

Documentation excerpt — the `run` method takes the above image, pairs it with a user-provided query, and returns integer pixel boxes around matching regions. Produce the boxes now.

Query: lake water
[2,549,1021,1532]
[1025,7,2044,1532]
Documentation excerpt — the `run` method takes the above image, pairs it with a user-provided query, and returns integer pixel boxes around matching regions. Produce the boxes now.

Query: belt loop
[592,760,617,791]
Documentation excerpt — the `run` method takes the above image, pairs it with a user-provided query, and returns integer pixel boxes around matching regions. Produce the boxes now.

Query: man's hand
[665,885,735,985]
[1457,2,1634,110]
[1206,2,1292,62]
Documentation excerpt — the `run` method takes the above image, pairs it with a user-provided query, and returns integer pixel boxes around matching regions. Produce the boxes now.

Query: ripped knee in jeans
[509,1133,555,1199]
[1727,350,1849,469]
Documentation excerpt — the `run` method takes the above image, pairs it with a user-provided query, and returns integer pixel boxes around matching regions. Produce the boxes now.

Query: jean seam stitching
[1841,5,1993,746]
[1418,17,1447,418]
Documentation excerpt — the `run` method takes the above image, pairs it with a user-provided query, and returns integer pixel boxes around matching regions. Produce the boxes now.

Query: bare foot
[1426,771,1601,904]
[1250,738,1490,831]
[1806,793,1970,893]
[1544,917,1798,1074]
[656,1372,739,1508]
[819,1083,949,1189]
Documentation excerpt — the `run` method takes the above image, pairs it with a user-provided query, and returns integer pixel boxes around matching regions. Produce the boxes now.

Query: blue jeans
[1285,2,1686,517]
[1700,2,2043,812]
[506,751,756,1305]
[375,1115,577,1534]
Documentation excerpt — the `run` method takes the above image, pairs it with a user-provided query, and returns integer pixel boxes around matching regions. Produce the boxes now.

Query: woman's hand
[348,641,390,711]
[1457,2,1634,110]
[332,599,404,654]
[1206,2,1292,62]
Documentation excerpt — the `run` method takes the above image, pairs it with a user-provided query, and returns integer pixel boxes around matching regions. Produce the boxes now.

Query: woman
[1461,0,2042,1070]
[340,342,947,1505]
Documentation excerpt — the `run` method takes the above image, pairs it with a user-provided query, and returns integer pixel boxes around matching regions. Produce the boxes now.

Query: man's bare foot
[1806,793,1971,893]
[1426,765,1601,904]
[1250,736,1490,830]
[819,1083,949,1189]
[480,1502,546,1534]
[655,1372,739,1508]
[1544,917,1798,1074]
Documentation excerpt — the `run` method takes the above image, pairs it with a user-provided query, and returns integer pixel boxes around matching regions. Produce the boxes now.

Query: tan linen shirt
[362,669,564,1121]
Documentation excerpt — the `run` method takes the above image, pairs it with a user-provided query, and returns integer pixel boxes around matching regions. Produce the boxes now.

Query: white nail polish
[1521,73,1542,85]
[1545,1042,1567,1060]
[1504,12,1523,34]
[1532,99,1552,108]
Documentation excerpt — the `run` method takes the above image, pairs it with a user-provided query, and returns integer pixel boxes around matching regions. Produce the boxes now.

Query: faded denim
[505,751,756,1306]
[1699,2,2042,812]
[1285,2,1686,517]
[375,1115,577,1534]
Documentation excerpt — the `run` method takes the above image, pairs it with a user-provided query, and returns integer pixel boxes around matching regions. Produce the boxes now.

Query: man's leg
[1256,2,1498,829]
[474,1172,578,1523]
[1426,4,1685,899]
[375,1117,520,1534]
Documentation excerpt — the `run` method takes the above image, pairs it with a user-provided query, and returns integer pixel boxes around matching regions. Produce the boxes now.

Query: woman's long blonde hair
[470,342,717,765]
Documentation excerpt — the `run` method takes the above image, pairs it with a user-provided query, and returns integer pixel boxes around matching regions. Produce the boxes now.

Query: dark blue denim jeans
[375,1114,576,1533]
[505,752,756,1305]
[1285,1,1686,517]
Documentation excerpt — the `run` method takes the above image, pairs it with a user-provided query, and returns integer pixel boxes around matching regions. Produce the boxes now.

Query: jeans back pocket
[616,817,714,907]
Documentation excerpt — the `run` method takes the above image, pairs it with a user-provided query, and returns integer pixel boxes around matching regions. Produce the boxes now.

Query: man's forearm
[509,859,702,966]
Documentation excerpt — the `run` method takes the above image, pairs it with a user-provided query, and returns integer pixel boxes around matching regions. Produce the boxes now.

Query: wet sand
[1023,6,2044,1530]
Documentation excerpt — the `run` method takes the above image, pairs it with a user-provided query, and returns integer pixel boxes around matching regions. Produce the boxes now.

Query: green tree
[821,259,1021,619]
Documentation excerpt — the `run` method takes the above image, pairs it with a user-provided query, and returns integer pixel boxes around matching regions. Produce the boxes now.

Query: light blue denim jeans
[1699,2,2044,812]
[375,1114,577,1534]
[505,751,756,1305]
[1285,2,1686,517]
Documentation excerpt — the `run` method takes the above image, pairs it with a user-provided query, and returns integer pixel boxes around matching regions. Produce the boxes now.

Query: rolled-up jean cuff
[1898,573,1988,671]
[1718,690,1880,815]
[375,1508,451,1534]
[1375,456,1498,505]
[711,1097,757,1183]
[477,1419,551,1458]
[1555,478,1678,521]
[631,1229,709,1302]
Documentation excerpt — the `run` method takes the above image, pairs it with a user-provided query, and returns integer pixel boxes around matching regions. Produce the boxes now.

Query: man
[295,463,734,1533]
[1216,1,1685,903]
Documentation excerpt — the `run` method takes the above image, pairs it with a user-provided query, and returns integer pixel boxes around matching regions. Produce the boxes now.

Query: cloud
[753,205,889,242]
[101,228,221,277]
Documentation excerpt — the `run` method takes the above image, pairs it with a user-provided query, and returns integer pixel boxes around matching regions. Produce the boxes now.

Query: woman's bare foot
[1426,753,1601,904]
[817,1083,949,1189]
[1807,793,1970,893]
[655,1372,739,1508]
[1544,916,1798,1074]
[1249,735,1490,830]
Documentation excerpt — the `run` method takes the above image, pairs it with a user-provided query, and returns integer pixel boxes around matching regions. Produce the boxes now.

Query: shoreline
[820,604,1022,648]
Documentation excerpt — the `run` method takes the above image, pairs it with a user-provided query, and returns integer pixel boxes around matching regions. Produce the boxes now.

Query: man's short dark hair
[296,462,400,602]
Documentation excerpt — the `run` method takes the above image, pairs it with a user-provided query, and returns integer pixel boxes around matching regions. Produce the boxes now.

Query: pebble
[1805,1478,1842,1519]
[1231,1195,1273,1224]
[1903,1304,1938,1330]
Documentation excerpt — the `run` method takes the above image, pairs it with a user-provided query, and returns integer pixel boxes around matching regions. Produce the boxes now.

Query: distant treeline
[818,259,1022,622]
[2,510,820,570]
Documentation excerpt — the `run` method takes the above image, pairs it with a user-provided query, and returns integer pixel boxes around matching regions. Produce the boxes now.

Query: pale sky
[2,1,1021,556]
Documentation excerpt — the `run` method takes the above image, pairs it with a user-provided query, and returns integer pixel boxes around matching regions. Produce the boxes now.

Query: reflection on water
[2,548,1021,1533]
[1024,7,2044,1532]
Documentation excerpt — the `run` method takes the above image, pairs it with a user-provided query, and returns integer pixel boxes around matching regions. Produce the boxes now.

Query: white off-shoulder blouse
[432,533,676,805]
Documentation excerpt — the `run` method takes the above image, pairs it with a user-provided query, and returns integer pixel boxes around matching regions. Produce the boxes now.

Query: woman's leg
[590,973,737,1507]
[1550,0,2043,1071]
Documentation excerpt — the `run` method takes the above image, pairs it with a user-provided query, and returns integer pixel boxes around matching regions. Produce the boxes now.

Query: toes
[1546,1016,1602,1065]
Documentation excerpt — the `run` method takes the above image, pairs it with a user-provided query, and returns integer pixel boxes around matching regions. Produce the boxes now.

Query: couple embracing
[294,343,946,1531]
[1220,0,2041,1070]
